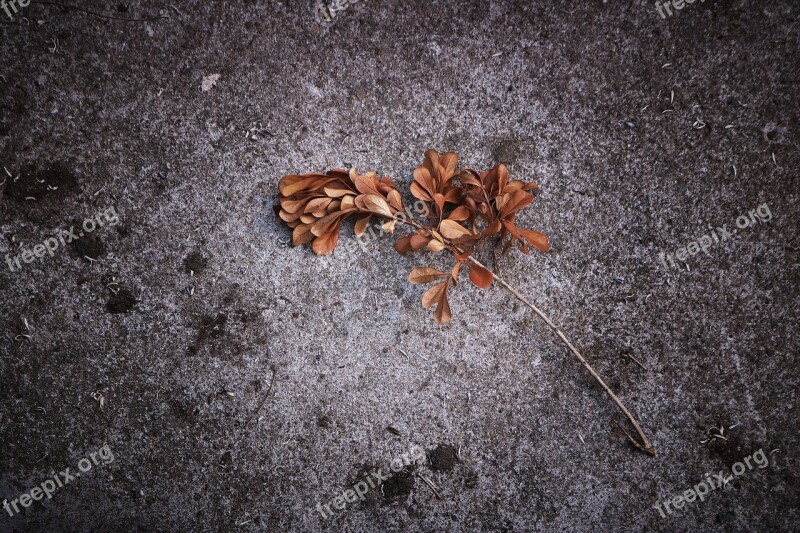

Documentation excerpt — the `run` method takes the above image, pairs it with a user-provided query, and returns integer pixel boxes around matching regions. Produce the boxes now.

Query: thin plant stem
[468,255,656,456]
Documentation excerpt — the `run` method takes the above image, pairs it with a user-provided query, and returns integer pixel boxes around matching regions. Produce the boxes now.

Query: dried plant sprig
[276,149,656,456]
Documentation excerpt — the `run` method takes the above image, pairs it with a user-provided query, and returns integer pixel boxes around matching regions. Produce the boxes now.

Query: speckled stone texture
[0,0,798,531]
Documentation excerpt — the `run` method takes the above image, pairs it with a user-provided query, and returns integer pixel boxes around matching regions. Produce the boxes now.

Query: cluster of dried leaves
[277,168,405,256]
[277,149,548,325]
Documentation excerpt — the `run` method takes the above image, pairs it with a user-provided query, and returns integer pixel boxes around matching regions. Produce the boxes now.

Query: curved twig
[468,256,656,456]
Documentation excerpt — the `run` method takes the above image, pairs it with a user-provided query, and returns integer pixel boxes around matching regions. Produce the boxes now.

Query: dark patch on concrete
[3,163,80,223]
[197,313,228,342]
[106,288,137,314]
[219,451,233,469]
[348,464,383,508]
[491,138,526,165]
[381,467,416,500]
[183,251,208,274]
[69,232,105,262]
[462,467,479,489]
[428,444,459,472]
[705,431,752,466]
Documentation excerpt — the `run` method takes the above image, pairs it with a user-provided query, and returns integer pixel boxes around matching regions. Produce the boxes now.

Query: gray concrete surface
[0,0,798,531]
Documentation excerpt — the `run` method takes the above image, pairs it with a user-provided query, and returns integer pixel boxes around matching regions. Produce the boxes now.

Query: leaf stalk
[468,255,656,456]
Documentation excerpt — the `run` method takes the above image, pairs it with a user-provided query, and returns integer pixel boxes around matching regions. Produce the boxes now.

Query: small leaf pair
[407,260,492,324]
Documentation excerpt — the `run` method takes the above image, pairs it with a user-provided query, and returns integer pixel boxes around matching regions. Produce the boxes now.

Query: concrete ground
[0,0,798,531]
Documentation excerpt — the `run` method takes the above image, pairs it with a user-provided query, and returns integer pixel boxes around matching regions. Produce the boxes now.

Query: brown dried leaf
[520,229,549,252]
[426,239,446,252]
[421,281,447,309]
[413,167,436,198]
[382,219,396,233]
[410,234,431,250]
[501,220,523,240]
[408,267,447,285]
[354,171,382,196]
[354,215,372,237]
[439,219,473,240]
[439,152,458,182]
[279,209,305,223]
[433,193,445,214]
[353,194,367,210]
[484,219,502,237]
[448,205,471,221]
[503,180,525,192]
[500,189,533,218]
[325,169,350,181]
[459,169,482,188]
[311,209,356,237]
[394,235,413,254]
[340,194,356,210]
[292,224,315,245]
[496,163,509,192]
[281,198,310,214]
[278,174,311,194]
[312,226,341,256]
[410,182,432,202]
[443,188,462,204]
[363,194,394,218]
[434,287,452,325]
[324,185,354,198]
[451,261,463,283]
[280,176,330,197]
[304,197,332,213]
[468,262,493,289]
[387,189,403,211]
